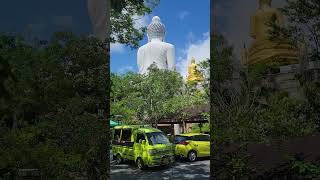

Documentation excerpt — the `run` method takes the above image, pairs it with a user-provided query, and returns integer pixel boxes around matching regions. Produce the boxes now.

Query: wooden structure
[156,104,209,135]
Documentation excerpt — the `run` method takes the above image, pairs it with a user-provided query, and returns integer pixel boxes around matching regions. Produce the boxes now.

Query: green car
[173,133,210,162]
[112,125,174,169]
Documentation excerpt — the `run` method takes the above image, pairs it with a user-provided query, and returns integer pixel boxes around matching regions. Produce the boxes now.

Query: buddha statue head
[259,0,272,9]
[191,57,196,64]
[147,16,166,42]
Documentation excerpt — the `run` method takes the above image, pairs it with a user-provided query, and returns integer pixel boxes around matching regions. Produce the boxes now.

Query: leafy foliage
[211,34,233,84]
[210,31,319,178]
[0,32,109,178]
[111,66,208,125]
[191,123,210,133]
[268,0,320,61]
[111,0,160,49]
[257,156,320,179]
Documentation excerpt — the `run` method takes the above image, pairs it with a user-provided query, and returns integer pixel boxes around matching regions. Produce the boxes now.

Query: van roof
[113,125,151,129]
[138,127,162,133]
[177,133,209,137]
[113,125,161,133]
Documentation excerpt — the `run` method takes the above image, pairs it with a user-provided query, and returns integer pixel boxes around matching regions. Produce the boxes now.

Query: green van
[111,125,174,169]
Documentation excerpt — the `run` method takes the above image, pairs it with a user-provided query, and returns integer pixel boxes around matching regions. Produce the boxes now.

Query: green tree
[210,33,319,178]
[268,0,320,61]
[88,0,159,47]
[140,66,183,124]
[111,72,145,124]
[111,0,160,49]
[111,66,185,125]
[0,32,109,178]
[211,34,233,85]
[198,58,210,97]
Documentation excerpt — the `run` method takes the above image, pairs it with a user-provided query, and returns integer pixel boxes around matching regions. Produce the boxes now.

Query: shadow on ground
[110,157,210,180]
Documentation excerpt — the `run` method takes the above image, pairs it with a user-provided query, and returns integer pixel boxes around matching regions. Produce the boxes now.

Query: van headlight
[149,149,158,155]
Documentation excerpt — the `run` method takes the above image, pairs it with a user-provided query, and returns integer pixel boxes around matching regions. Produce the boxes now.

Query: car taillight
[179,141,189,145]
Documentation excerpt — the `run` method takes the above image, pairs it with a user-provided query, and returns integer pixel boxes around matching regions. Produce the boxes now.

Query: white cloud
[176,32,210,79]
[186,32,195,42]
[110,14,149,54]
[132,14,150,29]
[178,11,190,20]
[120,9,150,30]
[111,42,125,53]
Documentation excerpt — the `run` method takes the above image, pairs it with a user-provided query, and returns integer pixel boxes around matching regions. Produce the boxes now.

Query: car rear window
[192,135,210,141]
[174,135,191,144]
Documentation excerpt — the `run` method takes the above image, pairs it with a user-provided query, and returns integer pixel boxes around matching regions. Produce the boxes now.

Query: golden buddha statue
[246,0,299,66]
[187,57,204,83]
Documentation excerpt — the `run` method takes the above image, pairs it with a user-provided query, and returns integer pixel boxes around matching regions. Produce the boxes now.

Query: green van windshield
[146,132,170,145]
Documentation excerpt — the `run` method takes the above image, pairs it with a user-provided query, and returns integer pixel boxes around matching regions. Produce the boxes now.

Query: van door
[134,132,146,161]
[120,128,135,160]
[112,128,122,157]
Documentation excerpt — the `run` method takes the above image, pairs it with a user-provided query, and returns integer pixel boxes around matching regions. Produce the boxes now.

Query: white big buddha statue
[137,16,175,74]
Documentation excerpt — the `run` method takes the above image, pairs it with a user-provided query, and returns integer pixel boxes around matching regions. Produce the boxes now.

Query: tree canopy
[111,66,208,125]
[0,32,109,178]
[111,0,160,49]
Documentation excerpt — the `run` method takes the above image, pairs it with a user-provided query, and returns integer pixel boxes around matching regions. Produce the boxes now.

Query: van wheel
[136,158,145,170]
[188,151,197,162]
[116,154,122,164]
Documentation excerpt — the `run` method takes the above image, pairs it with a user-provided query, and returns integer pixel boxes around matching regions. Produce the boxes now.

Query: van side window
[136,133,145,143]
[113,129,121,145]
[121,128,134,147]
[121,129,132,142]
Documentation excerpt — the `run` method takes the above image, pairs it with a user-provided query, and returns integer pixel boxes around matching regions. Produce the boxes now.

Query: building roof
[157,104,209,124]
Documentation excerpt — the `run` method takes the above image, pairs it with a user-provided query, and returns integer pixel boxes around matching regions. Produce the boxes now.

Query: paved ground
[110,157,210,180]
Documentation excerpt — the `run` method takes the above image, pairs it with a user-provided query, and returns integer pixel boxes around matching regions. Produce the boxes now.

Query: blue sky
[0,0,92,39]
[0,0,209,78]
[0,0,288,70]
[111,0,210,77]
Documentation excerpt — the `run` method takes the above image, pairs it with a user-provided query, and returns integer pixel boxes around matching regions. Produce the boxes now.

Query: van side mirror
[141,140,146,145]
